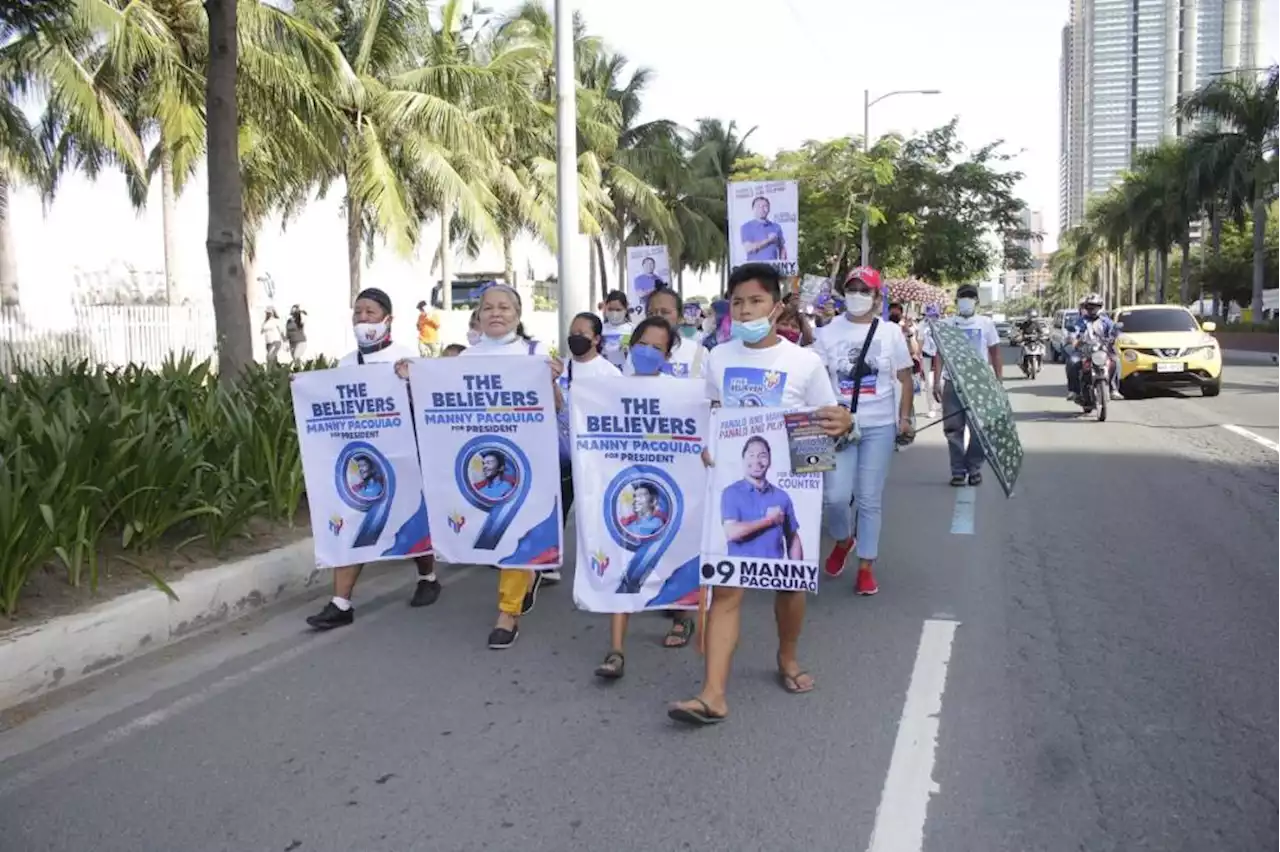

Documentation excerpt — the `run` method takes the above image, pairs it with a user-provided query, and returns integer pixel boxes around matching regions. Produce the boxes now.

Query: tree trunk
[1156,250,1168,303]
[1126,246,1136,306]
[1178,236,1191,304]
[676,260,684,298]
[160,149,180,304]
[593,238,609,297]
[1142,251,1151,303]
[501,231,514,286]
[204,0,252,382]
[0,169,18,309]
[588,239,598,308]
[439,211,452,312]
[1210,204,1222,257]
[345,190,363,303]
[1251,193,1266,319]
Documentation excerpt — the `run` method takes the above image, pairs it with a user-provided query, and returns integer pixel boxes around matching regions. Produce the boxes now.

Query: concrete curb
[1223,349,1278,366]
[0,539,324,710]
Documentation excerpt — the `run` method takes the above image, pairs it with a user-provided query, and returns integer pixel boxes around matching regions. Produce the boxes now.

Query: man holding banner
[297,288,440,632]
[668,263,853,726]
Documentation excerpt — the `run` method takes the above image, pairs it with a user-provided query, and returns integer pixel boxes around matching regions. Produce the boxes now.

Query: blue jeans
[942,382,984,477]
[821,422,896,561]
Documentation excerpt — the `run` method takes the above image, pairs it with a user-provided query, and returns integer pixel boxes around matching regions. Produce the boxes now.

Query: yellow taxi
[1113,305,1223,398]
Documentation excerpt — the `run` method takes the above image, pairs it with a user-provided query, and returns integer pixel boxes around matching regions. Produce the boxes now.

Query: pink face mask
[778,327,801,344]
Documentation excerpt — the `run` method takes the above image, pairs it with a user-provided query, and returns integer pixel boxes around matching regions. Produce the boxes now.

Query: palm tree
[1178,67,1279,318]
[0,12,145,307]
[687,118,755,288]
[634,132,724,294]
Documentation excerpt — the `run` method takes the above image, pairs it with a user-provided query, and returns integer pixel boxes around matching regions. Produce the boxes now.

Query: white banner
[624,245,670,320]
[700,407,822,593]
[727,180,799,277]
[570,377,710,613]
[291,366,432,568]
[409,356,563,568]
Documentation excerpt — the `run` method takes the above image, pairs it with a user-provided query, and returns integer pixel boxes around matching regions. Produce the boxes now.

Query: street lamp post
[860,88,940,268]
[554,0,583,351]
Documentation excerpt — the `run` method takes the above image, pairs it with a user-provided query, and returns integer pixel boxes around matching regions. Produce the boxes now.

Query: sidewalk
[1223,349,1277,366]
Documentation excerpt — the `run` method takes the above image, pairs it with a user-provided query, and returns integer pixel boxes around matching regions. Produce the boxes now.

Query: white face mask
[846,293,875,317]
[702,317,717,334]
[606,310,627,326]
[354,319,390,348]
[486,330,518,345]
[956,298,977,317]
[466,329,482,346]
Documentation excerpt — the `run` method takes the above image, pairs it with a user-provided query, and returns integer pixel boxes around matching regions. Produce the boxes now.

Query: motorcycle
[1018,327,1046,380]
[1076,340,1113,421]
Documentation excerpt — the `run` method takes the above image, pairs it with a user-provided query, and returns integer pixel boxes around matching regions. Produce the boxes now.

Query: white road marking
[1221,424,1280,453]
[949,487,976,535]
[866,618,960,852]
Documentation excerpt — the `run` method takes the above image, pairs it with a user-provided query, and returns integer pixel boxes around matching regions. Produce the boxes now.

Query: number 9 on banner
[700,560,736,586]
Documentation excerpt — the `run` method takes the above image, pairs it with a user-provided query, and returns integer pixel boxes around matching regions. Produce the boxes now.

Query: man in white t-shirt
[921,284,1003,487]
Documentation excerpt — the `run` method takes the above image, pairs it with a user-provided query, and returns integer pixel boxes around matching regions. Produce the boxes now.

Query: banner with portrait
[569,377,711,613]
[409,356,562,568]
[291,367,432,569]
[700,407,822,593]
[727,180,799,277]
[624,245,671,320]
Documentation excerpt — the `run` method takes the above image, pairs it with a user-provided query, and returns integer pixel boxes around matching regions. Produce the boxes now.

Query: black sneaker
[487,625,519,650]
[949,475,967,487]
[968,472,983,486]
[410,578,442,608]
[306,602,353,630]
[520,572,544,616]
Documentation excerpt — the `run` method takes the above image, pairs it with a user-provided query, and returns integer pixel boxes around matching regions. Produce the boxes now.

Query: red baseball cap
[845,266,883,289]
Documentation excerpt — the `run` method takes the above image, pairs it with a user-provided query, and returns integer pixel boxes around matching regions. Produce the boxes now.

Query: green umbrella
[925,319,1024,496]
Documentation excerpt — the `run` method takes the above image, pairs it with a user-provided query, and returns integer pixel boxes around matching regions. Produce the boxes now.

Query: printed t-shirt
[813,316,912,428]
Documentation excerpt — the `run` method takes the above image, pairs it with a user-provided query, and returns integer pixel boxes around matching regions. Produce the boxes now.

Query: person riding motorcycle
[1012,309,1047,376]
[1065,294,1116,401]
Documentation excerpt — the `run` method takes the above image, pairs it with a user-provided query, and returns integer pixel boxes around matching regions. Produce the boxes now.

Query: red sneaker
[855,567,879,596]
[825,538,855,578]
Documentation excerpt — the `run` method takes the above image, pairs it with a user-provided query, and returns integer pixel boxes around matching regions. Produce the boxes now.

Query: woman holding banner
[559,311,621,548]
[462,283,564,650]
[812,268,915,597]
[305,287,442,631]
[668,264,853,726]
[593,316,702,680]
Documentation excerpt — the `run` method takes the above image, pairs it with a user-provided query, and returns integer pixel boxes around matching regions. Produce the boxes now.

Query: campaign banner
[570,377,710,613]
[291,366,432,568]
[700,407,822,593]
[625,245,670,320]
[409,356,562,568]
[727,180,799,277]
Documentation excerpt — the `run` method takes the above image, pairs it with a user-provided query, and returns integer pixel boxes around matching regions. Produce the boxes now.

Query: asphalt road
[1,348,1275,852]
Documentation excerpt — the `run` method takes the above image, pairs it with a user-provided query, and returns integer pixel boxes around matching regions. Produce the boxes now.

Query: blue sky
[10,0,1280,313]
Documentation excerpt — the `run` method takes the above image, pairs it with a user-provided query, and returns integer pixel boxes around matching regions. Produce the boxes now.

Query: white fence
[0,305,564,373]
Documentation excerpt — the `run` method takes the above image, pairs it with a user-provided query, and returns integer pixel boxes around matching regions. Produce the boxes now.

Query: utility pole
[554,0,584,350]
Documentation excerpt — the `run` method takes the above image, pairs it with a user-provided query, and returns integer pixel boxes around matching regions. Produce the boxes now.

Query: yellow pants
[497,569,532,615]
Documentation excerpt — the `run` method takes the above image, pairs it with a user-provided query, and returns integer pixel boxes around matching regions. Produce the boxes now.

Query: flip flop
[777,668,815,694]
[667,698,727,726]
[593,651,625,680]
[662,616,695,649]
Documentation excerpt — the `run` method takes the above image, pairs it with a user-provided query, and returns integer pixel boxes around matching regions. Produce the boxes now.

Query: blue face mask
[731,317,773,344]
[629,344,668,376]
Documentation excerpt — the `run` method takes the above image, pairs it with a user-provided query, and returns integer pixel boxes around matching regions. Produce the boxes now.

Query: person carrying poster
[625,246,670,320]
[303,287,441,632]
[600,290,634,369]
[668,263,854,726]
[450,283,564,650]
[622,289,707,380]
[578,317,711,680]
[811,267,916,596]
[557,311,622,530]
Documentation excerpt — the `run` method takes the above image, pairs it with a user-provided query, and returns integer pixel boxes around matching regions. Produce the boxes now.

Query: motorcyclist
[1065,293,1116,401]
[1013,309,1046,376]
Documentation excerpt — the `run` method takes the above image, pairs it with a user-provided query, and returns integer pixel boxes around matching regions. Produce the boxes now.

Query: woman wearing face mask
[305,288,442,631]
[668,263,854,727]
[593,316,704,680]
[812,267,915,597]
[463,284,566,649]
[558,313,621,534]
[625,289,706,379]
[775,303,815,347]
[600,290,633,369]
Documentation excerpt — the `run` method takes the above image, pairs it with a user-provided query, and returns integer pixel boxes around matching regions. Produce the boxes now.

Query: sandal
[667,698,727,726]
[776,657,815,694]
[663,616,695,649]
[593,650,625,680]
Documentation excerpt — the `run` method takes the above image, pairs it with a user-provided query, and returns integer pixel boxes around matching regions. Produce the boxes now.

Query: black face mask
[567,334,595,357]
[888,313,902,324]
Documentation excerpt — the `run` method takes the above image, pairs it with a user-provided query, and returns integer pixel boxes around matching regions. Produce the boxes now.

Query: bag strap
[527,338,538,356]
[356,350,365,365]
[849,318,879,415]
[691,340,705,377]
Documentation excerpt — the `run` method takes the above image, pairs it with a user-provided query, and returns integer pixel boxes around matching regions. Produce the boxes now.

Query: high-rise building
[1057,0,1264,237]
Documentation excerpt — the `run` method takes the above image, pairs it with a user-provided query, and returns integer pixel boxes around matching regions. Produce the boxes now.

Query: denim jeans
[821,422,896,561]
[942,382,985,477]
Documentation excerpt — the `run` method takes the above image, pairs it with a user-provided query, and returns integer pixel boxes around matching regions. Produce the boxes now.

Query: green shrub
[0,353,331,615]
